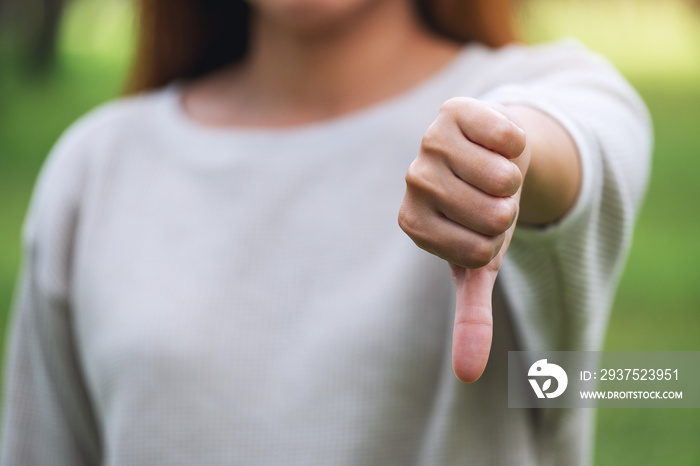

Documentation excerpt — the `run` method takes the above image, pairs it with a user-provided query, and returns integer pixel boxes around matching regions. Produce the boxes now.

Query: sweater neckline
[156,43,487,146]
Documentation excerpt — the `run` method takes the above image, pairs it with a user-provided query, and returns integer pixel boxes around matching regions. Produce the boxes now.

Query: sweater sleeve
[1,118,102,465]
[480,40,652,352]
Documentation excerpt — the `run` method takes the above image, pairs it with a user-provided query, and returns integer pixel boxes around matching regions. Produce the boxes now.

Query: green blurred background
[0,0,698,463]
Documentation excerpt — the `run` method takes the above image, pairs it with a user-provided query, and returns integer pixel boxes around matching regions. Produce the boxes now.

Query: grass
[1,0,699,464]
[591,82,700,466]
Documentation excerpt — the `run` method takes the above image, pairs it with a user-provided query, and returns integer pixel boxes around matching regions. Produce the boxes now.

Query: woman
[1,0,650,464]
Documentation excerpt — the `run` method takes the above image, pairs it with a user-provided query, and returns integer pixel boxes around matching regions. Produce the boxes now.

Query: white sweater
[1,40,651,466]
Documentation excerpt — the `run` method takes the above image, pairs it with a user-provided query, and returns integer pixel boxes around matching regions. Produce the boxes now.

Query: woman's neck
[182,0,461,128]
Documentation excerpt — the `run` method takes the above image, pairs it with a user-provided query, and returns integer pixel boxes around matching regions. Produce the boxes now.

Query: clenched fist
[398,97,531,383]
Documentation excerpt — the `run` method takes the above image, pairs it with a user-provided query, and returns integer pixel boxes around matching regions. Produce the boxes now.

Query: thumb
[450,264,498,383]
[449,175,523,383]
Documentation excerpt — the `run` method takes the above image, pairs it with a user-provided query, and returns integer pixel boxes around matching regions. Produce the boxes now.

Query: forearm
[506,105,582,226]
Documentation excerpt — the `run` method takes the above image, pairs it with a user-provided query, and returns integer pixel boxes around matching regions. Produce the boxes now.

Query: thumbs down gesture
[398,97,531,383]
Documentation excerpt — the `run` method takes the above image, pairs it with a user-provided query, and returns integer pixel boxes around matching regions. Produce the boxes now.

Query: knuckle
[420,124,447,155]
[489,161,522,197]
[398,210,433,252]
[509,162,524,192]
[463,236,497,269]
[489,197,518,233]
[404,160,430,191]
[513,128,527,155]
[397,205,416,236]
[439,97,460,114]
[491,119,510,140]
[490,119,526,158]
[398,205,423,238]
[405,159,446,200]
[412,235,435,255]
[439,97,473,117]
[486,165,510,196]
[492,120,516,145]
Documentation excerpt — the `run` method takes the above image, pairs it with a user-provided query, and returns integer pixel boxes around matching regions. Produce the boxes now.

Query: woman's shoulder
[57,87,171,151]
[473,38,618,80]
[23,88,173,242]
[448,38,632,106]
[488,37,603,61]
[38,87,175,188]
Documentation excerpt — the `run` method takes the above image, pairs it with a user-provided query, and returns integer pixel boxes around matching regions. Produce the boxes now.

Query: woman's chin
[249,0,390,36]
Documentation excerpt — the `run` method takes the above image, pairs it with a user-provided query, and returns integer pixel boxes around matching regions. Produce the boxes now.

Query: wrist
[504,104,581,226]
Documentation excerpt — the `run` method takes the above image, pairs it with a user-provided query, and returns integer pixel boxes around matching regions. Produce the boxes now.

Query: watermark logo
[528,359,568,398]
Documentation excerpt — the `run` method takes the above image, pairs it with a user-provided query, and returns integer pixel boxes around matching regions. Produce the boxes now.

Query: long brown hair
[125,0,518,94]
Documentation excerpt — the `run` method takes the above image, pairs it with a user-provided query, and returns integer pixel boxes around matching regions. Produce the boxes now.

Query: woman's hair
[125,0,518,94]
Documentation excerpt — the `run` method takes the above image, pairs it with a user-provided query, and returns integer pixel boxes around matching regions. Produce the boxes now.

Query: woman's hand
[398,97,529,383]
[398,97,580,383]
